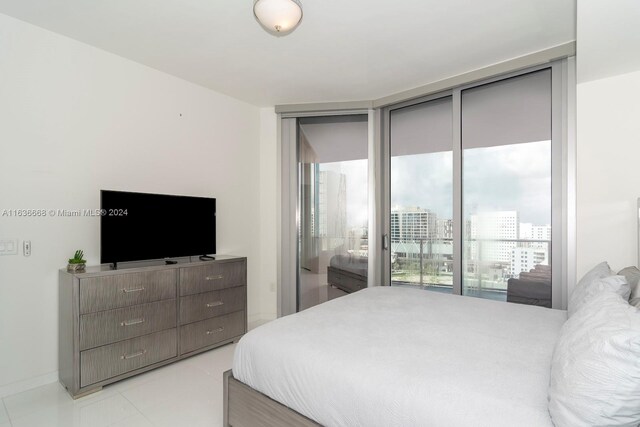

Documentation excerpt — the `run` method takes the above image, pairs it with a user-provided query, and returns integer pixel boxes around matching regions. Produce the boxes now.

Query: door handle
[383,234,389,250]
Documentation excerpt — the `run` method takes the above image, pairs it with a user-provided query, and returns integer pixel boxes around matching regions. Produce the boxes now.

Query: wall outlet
[0,239,18,255]
[23,240,31,257]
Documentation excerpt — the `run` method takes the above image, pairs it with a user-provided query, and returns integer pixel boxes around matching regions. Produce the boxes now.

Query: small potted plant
[67,250,87,272]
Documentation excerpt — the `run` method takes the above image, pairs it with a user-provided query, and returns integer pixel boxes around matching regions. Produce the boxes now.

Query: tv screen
[100,190,216,264]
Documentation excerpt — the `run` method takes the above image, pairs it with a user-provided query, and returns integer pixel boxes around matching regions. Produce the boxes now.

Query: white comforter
[233,286,567,427]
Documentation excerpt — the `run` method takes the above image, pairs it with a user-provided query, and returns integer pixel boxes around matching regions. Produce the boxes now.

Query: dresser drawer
[79,299,176,351]
[180,311,245,355]
[179,261,246,296]
[180,286,245,325]
[80,329,177,387]
[80,270,177,314]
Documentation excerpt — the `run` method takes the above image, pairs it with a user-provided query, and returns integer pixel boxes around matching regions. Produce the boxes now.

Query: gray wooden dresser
[59,255,247,398]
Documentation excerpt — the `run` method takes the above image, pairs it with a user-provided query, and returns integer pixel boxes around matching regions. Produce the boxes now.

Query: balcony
[391,238,551,303]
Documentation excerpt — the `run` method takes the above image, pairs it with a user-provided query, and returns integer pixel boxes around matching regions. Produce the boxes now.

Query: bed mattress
[233,286,567,427]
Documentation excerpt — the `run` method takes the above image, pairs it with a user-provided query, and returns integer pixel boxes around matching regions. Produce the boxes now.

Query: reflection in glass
[298,116,368,310]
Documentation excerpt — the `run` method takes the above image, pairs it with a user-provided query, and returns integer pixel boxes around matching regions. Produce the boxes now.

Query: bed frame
[223,370,321,427]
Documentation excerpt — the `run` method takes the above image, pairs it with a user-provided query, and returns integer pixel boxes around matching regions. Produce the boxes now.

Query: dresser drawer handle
[205,275,224,281]
[205,327,224,335]
[206,301,224,308]
[120,349,147,360]
[120,318,145,327]
[122,287,145,293]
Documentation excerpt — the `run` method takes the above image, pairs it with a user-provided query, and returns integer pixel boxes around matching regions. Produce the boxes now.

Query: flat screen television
[100,190,216,265]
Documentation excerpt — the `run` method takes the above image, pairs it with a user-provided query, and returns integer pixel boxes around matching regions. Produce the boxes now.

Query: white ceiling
[0,0,576,107]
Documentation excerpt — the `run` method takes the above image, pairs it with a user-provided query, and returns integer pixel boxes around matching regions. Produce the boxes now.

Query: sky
[392,140,552,224]
[319,140,552,230]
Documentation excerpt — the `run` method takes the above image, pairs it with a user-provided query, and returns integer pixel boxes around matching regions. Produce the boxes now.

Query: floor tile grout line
[138,410,155,426]
[117,391,154,426]
[4,383,122,424]
[2,396,11,422]
[0,347,234,427]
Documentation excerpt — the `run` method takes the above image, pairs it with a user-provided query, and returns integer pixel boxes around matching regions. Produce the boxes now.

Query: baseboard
[0,371,59,398]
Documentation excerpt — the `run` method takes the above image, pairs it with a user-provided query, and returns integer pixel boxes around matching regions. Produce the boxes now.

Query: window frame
[380,61,568,309]
[278,56,576,314]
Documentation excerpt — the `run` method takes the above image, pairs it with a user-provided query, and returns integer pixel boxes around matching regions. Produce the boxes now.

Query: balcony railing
[391,238,551,296]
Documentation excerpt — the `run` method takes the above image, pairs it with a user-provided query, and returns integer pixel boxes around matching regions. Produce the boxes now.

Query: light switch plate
[23,240,31,257]
[0,239,18,255]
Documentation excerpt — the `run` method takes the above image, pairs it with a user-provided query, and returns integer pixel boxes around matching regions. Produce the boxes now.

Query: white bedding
[233,286,567,427]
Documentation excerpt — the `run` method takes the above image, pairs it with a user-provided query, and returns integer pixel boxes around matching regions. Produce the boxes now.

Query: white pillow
[568,261,628,317]
[568,275,630,318]
[548,291,640,427]
[619,266,640,308]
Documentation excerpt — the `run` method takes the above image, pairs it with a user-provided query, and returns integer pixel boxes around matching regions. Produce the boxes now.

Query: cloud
[391,151,453,218]
[315,140,551,231]
[462,141,551,224]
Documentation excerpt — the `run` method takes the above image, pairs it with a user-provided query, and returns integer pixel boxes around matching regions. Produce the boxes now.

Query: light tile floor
[299,270,347,311]
[1,343,236,427]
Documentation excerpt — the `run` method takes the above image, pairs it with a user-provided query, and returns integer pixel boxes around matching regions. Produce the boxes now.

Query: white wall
[576,0,640,277]
[258,108,278,321]
[0,13,263,395]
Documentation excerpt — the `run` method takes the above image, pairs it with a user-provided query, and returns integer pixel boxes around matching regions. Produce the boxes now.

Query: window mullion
[452,89,463,296]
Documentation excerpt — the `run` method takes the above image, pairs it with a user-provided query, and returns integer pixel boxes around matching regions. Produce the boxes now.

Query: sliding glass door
[389,97,453,292]
[462,70,552,303]
[279,63,564,315]
[298,115,369,311]
[386,65,559,307]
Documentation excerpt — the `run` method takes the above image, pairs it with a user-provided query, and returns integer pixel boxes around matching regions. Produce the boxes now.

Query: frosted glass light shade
[253,0,303,36]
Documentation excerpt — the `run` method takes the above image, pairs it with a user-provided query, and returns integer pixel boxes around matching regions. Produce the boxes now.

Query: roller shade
[299,115,368,163]
[390,96,453,156]
[462,69,551,149]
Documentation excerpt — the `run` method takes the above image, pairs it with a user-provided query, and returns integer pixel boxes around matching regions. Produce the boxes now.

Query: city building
[468,211,519,265]
[317,170,347,247]
[510,247,549,277]
[520,223,552,241]
[437,218,453,240]
[390,206,437,243]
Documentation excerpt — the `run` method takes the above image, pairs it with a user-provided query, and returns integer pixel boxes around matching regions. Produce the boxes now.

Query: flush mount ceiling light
[253,0,303,36]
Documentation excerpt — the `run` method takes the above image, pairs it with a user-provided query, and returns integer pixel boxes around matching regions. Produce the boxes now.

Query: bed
[225,286,567,427]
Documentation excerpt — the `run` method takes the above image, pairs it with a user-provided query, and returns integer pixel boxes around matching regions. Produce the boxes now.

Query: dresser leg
[71,386,103,400]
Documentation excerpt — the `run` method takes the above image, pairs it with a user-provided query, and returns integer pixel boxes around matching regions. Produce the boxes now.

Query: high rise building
[437,219,453,240]
[391,206,437,243]
[510,247,549,277]
[519,223,551,241]
[468,211,519,264]
[391,207,451,270]
[519,222,551,251]
[317,170,346,250]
